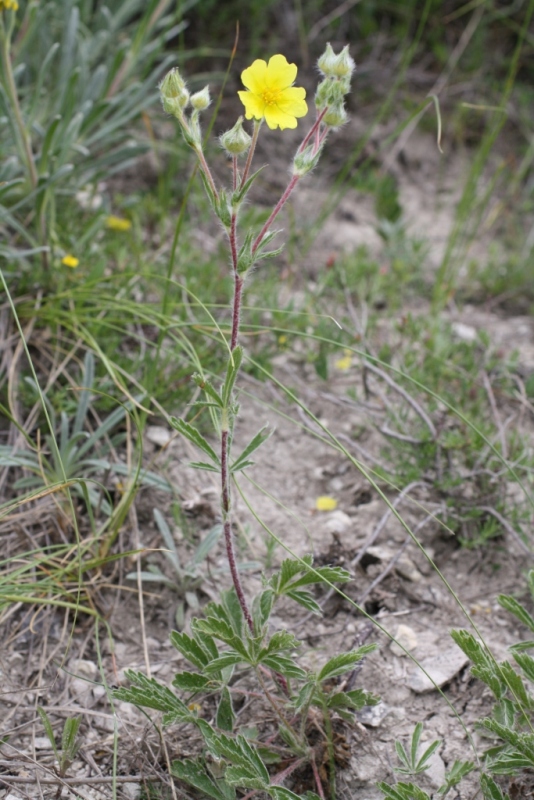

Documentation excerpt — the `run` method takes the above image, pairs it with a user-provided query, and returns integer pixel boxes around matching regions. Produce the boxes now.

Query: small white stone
[408,646,469,693]
[145,425,173,447]
[34,736,53,750]
[390,624,418,656]
[451,322,477,342]
[122,784,142,800]
[324,510,352,535]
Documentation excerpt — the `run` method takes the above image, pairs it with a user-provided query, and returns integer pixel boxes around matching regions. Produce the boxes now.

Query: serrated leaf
[494,698,516,728]
[252,589,275,632]
[203,653,244,674]
[327,688,379,711]
[294,680,316,713]
[213,733,270,784]
[286,589,322,615]
[261,655,306,679]
[172,759,235,800]
[169,417,220,465]
[172,672,213,692]
[216,687,235,732]
[285,565,351,590]
[513,651,534,683]
[499,661,530,707]
[224,767,267,790]
[450,629,490,668]
[269,788,304,800]
[114,671,189,718]
[480,774,510,800]
[498,594,534,632]
[231,426,272,473]
[170,631,211,669]
[318,646,376,683]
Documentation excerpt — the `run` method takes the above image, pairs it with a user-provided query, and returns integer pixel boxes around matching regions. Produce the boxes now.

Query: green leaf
[285,589,322,615]
[216,687,235,732]
[203,653,244,674]
[499,661,530,707]
[113,671,190,719]
[261,655,306,680]
[172,672,213,692]
[480,774,510,800]
[231,426,272,473]
[378,783,430,800]
[37,708,59,760]
[190,461,221,472]
[327,689,379,711]
[170,631,211,669]
[61,716,81,760]
[222,346,243,407]
[252,589,275,632]
[513,651,534,683]
[212,733,270,784]
[172,759,235,800]
[231,166,266,205]
[294,680,316,713]
[169,417,220,465]
[438,760,474,794]
[318,646,377,683]
[498,594,534,632]
[269,788,304,800]
[192,373,224,408]
[224,767,267,790]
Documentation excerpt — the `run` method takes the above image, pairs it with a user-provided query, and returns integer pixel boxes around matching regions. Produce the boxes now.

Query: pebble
[407,646,469,693]
[390,624,418,656]
[324,510,352,536]
[34,736,52,750]
[356,701,392,727]
[122,784,141,800]
[418,747,446,787]
[451,321,477,342]
[145,425,173,447]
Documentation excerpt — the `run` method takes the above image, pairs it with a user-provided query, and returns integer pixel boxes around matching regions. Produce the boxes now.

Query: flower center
[261,88,280,106]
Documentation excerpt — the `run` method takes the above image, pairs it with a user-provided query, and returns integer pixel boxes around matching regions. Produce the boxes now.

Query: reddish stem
[297,107,328,154]
[251,173,300,256]
[240,119,261,189]
[310,753,327,800]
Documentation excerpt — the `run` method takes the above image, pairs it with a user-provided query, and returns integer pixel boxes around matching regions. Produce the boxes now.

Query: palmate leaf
[172,759,235,800]
[271,556,350,596]
[318,645,377,683]
[169,417,220,466]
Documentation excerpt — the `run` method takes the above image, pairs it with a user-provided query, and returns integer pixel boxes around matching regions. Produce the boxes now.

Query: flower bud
[317,44,355,78]
[322,101,348,128]
[219,117,252,156]
[159,68,189,116]
[292,145,322,177]
[190,86,211,111]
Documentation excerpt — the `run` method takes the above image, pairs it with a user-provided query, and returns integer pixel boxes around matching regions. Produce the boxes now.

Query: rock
[366,545,423,582]
[324,510,352,536]
[407,646,469,693]
[69,659,98,707]
[145,425,173,447]
[356,701,392,727]
[418,746,446,787]
[122,784,142,800]
[390,624,418,656]
[451,322,477,342]
[34,736,52,749]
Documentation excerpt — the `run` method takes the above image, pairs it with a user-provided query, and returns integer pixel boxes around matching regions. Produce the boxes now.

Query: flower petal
[241,59,268,93]
[276,87,308,118]
[264,105,298,130]
[266,54,297,90]
[238,90,266,120]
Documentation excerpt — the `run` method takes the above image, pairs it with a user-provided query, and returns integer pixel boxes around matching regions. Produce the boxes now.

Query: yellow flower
[106,215,132,232]
[0,0,19,10]
[238,54,308,130]
[335,355,352,371]
[61,254,79,268]
[315,496,338,512]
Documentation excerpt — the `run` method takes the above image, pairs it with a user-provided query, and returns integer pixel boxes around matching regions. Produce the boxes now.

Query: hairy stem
[251,173,300,255]
[240,119,261,188]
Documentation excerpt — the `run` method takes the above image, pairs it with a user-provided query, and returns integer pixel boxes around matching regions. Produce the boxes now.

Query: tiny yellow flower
[315,496,338,512]
[278,335,287,345]
[0,0,19,10]
[335,355,352,371]
[238,54,308,131]
[61,254,79,268]
[106,215,132,232]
